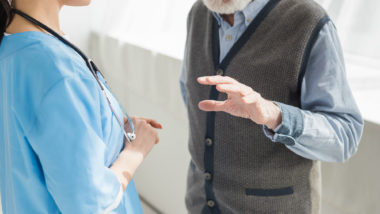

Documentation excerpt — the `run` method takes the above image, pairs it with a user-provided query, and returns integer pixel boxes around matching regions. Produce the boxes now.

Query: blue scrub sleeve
[25,77,122,214]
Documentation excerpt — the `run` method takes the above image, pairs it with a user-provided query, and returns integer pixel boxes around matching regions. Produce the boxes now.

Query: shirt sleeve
[25,76,123,214]
[180,59,187,105]
[263,21,364,162]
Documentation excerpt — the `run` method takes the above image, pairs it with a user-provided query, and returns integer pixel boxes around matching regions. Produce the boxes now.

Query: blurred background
[2,0,380,213]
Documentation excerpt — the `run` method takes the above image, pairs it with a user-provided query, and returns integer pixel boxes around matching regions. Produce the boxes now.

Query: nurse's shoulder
[1,31,92,82]
[0,31,98,129]
[2,31,94,97]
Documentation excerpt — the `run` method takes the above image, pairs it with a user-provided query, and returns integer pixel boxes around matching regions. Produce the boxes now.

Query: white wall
[321,121,380,214]
[60,5,92,52]
[89,33,190,213]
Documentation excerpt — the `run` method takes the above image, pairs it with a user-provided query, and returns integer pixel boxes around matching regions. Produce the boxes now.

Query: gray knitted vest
[184,0,328,213]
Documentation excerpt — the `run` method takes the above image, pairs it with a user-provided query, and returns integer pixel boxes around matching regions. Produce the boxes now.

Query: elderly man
[180,0,363,213]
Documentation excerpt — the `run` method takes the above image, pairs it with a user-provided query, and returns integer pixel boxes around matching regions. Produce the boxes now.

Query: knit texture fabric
[184,0,327,213]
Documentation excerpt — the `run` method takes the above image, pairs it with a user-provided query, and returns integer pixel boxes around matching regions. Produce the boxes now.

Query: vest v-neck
[212,0,281,71]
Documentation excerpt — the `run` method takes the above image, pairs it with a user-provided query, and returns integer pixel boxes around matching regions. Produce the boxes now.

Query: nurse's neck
[6,0,64,35]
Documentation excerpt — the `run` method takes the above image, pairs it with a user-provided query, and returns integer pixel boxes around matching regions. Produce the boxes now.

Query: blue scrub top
[0,32,143,214]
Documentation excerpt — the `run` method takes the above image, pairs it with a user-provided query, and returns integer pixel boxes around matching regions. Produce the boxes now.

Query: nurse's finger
[149,127,159,144]
[155,135,160,144]
[197,76,237,85]
[150,120,163,129]
[139,118,163,129]
[125,116,137,125]
[198,100,227,112]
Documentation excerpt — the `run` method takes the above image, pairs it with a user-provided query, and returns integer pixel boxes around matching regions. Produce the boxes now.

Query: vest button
[207,200,215,208]
[216,68,224,76]
[204,172,212,181]
[205,138,213,146]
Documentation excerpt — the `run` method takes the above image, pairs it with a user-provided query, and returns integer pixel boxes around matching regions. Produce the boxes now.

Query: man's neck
[221,14,235,26]
[6,0,63,35]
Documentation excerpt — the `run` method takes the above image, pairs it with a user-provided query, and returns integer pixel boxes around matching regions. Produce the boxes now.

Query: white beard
[202,0,252,14]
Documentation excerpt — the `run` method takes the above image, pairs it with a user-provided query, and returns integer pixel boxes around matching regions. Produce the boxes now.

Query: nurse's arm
[111,117,160,190]
[26,77,158,213]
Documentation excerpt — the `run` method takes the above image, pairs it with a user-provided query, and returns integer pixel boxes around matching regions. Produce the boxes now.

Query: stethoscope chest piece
[127,133,136,142]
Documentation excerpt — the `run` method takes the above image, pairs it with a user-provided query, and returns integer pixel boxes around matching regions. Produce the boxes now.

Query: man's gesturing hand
[197,76,282,130]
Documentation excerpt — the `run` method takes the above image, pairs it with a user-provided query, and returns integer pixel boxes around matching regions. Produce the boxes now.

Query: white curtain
[89,0,379,60]
[89,0,380,61]
[316,0,380,60]
[89,0,195,59]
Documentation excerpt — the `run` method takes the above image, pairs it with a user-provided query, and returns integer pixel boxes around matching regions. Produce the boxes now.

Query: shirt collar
[213,0,271,27]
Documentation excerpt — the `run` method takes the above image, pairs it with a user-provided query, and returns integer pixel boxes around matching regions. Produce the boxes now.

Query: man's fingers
[216,84,252,96]
[197,76,237,85]
[198,100,227,112]
[198,76,253,96]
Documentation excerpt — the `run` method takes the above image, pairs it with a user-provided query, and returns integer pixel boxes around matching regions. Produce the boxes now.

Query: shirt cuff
[262,102,304,146]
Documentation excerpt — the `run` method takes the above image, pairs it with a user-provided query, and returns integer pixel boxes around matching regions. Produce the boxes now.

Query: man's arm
[263,21,364,162]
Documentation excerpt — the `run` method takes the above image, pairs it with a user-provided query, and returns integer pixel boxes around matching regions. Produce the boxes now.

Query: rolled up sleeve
[263,102,304,146]
[262,21,364,162]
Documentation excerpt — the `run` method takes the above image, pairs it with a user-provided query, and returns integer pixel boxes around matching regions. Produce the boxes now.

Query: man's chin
[202,0,252,14]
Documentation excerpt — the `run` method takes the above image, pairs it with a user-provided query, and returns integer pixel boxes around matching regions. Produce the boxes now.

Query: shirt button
[207,200,215,208]
[204,172,212,181]
[205,138,213,146]
[226,35,232,41]
[247,18,252,23]
[216,69,224,76]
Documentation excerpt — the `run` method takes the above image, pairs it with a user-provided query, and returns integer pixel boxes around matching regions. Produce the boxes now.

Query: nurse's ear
[62,0,91,7]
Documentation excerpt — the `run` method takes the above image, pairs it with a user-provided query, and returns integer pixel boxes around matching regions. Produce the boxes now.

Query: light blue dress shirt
[180,0,364,163]
[0,32,143,214]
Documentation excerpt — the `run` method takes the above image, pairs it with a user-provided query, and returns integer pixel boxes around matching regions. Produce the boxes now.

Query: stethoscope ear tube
[11,8,136,143]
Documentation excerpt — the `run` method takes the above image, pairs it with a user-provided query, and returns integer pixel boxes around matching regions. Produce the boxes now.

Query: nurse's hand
[125,117,161,155]
[111,117,162,190]
[197,76,282,130]
[124,117,163,130]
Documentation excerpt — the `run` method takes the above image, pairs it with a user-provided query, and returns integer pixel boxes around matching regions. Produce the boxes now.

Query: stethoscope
[11,9,136,143]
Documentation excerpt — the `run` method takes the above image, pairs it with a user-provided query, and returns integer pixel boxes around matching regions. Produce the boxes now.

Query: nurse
[0,0,161,213]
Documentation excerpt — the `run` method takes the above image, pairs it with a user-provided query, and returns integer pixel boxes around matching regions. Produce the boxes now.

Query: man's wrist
[264,100,282,130]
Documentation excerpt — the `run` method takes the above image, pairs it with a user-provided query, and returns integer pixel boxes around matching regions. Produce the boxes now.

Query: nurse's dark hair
[0,0,14,44]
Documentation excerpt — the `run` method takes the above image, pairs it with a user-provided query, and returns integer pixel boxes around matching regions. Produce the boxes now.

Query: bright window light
[90,0,195,59]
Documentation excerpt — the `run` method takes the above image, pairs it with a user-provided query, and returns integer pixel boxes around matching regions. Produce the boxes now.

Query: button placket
[204,172,212,181]
[216,68,224,76]
[205,138,213,146]
[207,200,215,208]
